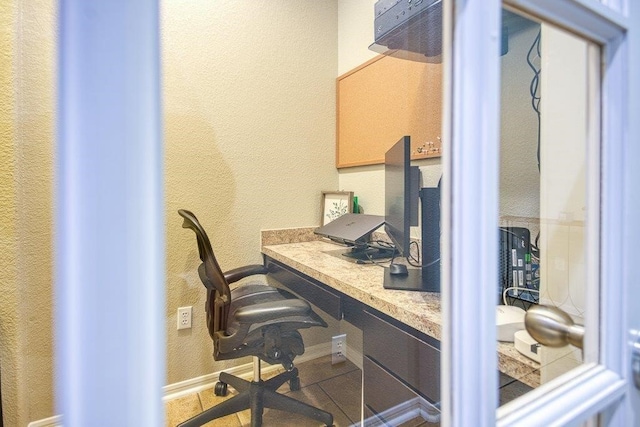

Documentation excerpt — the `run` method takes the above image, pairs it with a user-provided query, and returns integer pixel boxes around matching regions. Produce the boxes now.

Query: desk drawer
[265,258,342,320]
[364,357,439,427]
[363,310,440,402]
[342,295,367,329]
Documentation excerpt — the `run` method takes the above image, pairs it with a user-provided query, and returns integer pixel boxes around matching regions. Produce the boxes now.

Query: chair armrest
[224,264,268,284]
[234,299,311,324]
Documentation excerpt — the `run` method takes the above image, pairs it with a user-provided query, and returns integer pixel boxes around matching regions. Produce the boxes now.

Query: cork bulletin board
[336,54,442,168]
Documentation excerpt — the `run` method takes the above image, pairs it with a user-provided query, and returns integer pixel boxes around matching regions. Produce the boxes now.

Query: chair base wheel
[214,381,228,396]
[178,369,333,427]
[289,376,300,391]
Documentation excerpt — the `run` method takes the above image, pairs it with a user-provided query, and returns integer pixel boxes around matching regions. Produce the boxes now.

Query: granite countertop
[261,227,543,388]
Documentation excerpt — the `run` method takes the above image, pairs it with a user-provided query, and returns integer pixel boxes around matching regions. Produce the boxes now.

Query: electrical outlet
[177,306,192,330]
[331,334,347,365]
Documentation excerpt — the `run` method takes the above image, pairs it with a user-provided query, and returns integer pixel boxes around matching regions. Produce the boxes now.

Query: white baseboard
[28,341,362,427]
[363,396,441,426]
[27,415,63,427]
[162,341,332,401]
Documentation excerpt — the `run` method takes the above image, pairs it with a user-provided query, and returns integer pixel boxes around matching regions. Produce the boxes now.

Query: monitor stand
[383,268,426,291]
[382,187,441,292]
[383,266,439,292]
[341,244,395,261]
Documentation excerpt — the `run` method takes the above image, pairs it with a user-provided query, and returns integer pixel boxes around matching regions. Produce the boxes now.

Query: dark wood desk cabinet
[265,257,440,425]
[265,257,530,426]
[361,309,441,426]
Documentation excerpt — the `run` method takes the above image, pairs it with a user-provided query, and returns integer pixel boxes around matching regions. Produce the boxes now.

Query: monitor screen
[384,136,420,257]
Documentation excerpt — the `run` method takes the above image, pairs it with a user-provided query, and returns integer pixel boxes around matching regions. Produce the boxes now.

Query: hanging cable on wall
[527,29,542,172]
[527,29,542,252]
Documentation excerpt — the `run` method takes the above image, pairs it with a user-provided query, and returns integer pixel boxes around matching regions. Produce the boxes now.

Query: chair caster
[289,376,300,391]
[214,381,228,396]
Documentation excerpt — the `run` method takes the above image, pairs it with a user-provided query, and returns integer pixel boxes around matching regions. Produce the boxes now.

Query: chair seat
[227,284,326,339]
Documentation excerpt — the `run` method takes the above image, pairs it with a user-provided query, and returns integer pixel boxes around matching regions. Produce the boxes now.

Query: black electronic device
[369,0,512,63]
[369,0,443,62]
[389,263,409,276]
[342,243,396,262]
[314,213,385,246]
[418,187,441,292]
[383,136,441,292]
[498,227,537,308]
[384,136,420,257]
[383,187,441,292]
[383,268,426,291]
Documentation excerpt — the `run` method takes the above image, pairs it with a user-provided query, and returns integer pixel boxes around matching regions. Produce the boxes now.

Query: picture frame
[321,191,354,226]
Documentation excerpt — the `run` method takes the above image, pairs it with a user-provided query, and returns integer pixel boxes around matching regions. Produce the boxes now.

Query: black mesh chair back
[177,209,333,426]
[179,209,231,339]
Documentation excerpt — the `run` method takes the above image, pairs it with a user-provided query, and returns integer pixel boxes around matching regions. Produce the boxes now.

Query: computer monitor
[384,136,420,257]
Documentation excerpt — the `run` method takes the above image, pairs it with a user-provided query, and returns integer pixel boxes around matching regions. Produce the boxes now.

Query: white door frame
[442,0,638,425]
[56,1,165,425]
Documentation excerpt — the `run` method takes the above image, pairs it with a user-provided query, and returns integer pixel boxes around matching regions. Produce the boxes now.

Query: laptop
[314,213,385,246]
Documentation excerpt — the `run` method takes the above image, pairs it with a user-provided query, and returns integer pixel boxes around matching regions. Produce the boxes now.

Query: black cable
[526,29,542,171]
[364,253,392,266]
[369,240,395,250]
[404,240,441,268]
[498,227,528,245]
[407,240,421,266]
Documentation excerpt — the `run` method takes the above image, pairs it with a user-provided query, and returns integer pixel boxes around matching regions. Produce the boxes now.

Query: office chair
[177,209,334,427]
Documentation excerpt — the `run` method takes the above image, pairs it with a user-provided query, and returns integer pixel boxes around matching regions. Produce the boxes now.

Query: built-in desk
[261,228,543,423]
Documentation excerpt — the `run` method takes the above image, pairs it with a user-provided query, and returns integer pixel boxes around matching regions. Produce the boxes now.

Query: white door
[442,0,640,425]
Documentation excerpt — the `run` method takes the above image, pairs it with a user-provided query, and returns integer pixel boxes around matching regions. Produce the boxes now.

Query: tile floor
[165,355,362,427]
[165,355,531,426]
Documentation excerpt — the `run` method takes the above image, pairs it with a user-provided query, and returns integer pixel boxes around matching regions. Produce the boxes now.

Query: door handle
[524,305,584,349]
[525,305,640,390]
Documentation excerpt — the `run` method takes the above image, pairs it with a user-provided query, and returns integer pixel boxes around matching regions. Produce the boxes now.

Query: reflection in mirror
[497,7,597,408]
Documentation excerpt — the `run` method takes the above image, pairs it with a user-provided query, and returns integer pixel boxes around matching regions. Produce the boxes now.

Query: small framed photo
[321,191,354,226]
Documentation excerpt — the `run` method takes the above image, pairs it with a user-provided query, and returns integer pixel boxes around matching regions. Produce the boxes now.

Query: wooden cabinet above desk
[336,55,442,168]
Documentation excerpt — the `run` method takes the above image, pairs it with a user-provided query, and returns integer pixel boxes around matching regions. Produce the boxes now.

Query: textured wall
[0,2,547,423]
[338,0,378,76]
[1,2,340,421]
[336,0,444,220]
[338,1,539,222]
[0,1,20,424]
[499,23,541,218]
[162,1,339,384]
[0,0,56,425]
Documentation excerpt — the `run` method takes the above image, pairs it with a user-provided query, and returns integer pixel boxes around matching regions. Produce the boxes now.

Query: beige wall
[0,0,56,425]
[0,2,19,424]
[336,0,443,235]
[337,1,540,223]
[1,0,341,422]
[336,0,391,218]
[538,24,589,382]
[0,2,546,423]
[162,1,340,384]
[500,23,541,218]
